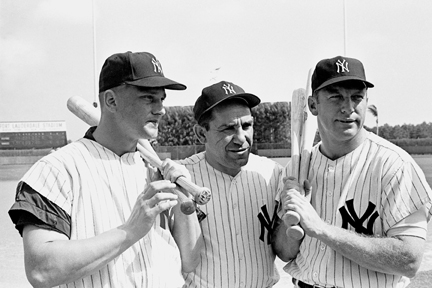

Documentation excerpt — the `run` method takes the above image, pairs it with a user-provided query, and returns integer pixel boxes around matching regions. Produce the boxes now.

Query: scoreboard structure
[0,121,67,150]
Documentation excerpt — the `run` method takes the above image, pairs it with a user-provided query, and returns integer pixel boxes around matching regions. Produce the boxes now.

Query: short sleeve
[382,159,432,231]
[9,181,71,237]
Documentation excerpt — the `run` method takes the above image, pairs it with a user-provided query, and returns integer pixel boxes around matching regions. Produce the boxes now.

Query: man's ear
[308,96,318,116]
[193,124,207,144]
[102,89,118,113]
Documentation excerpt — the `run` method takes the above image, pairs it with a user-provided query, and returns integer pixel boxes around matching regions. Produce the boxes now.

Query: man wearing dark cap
[273,56,432,288]
[179,81,286,287]
[9,51,203,288]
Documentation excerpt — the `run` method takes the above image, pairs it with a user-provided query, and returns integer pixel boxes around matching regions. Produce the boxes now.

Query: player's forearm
[24,225,137,287]
[271,218,301,262]
[315,223,423,277]
[172,205,204,273]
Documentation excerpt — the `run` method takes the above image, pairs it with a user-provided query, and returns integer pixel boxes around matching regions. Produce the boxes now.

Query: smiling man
[179,81,286,287]
[273,56,432,288]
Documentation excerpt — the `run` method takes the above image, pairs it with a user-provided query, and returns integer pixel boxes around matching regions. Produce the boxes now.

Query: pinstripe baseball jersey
[284,132,432,288]
[9,134,184,288]
[178,152,285,288]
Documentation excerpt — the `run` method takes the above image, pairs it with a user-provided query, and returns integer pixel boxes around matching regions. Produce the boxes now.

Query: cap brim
[126,76,187,90]
[198,93,261,121]
[315,76,374,92]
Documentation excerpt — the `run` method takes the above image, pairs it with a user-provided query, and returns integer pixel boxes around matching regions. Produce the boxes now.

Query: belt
[292,278,335,288]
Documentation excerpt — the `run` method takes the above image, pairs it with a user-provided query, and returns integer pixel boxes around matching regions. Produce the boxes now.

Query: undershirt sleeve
[8,181,71,238]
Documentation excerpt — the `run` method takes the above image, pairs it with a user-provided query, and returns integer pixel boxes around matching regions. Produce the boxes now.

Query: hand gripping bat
[66,96,212,214]
[282,69,317,239]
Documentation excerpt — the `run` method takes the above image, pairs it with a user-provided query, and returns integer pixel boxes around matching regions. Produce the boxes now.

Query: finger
[142,180,177,199]
[147,191,179,208]
[283,176,297,183]
[160,159,174,179]
[161,159,190,183]
[283,202,298,212]
[153,199,179,212]
[283,179,302,191]
[284,188,303,200]
[283,194,306,211]
[303,179,312,199]
[164,166,184,183]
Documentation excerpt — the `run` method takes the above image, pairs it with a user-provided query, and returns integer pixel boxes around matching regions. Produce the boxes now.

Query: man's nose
[341,98,354,114]
[233,128,247,144]
[152,100,165,116]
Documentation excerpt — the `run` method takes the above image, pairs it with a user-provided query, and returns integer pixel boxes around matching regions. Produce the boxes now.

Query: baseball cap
[99,51,186,92]
[193,81,261,122]
[311,56,374,92]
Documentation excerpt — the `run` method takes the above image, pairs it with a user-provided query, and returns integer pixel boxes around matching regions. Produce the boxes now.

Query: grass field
[1,155,431,287]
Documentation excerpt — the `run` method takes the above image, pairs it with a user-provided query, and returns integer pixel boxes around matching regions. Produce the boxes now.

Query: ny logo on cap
[336,59,349,73]
[222,83,236,95]
[151,58,163,74]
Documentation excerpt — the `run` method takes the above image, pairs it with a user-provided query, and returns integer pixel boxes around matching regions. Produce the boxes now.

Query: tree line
[155,102,432,147]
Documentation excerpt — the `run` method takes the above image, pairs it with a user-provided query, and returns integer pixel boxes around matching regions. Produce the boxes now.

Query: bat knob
[282,210,301,226]
[194,188,212,205]
[286,225,305,240]
[180,201,196,215]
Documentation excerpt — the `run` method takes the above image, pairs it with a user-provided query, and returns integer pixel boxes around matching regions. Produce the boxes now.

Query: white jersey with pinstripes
[20,138,184,288]
[284,132,432,288]
[178,152,285,288]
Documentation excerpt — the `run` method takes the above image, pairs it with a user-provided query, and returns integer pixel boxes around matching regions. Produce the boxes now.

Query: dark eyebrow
[324,86,340,94]
[219,123,235,129]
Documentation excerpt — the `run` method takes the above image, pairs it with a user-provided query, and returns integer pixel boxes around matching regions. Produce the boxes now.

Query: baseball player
[8,51,203,288]
[179,81,286,288]
[273,56,432,288]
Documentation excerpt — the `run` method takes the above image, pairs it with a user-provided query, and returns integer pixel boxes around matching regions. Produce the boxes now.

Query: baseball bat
[283,69,317,239]
[67,96,212,210]
[282,88,307,239]
[299,69,316,187]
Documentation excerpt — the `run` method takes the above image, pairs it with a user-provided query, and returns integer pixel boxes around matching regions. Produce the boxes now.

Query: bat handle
[175,176,211,205]
[137,140,212,205]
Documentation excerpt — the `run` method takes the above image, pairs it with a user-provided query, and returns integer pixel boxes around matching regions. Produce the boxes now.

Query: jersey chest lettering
[257,203,278,244]
[339,199,379,235]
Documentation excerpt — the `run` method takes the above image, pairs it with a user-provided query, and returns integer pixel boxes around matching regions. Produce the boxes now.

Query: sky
[1,0,432,141]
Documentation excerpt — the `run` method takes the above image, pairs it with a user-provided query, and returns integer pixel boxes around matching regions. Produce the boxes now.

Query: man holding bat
[273,56,432,288]
[8,51,203,288]
[179,81,287,287]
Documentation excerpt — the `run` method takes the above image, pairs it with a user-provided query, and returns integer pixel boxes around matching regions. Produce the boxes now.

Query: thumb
[303,179,312,200]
